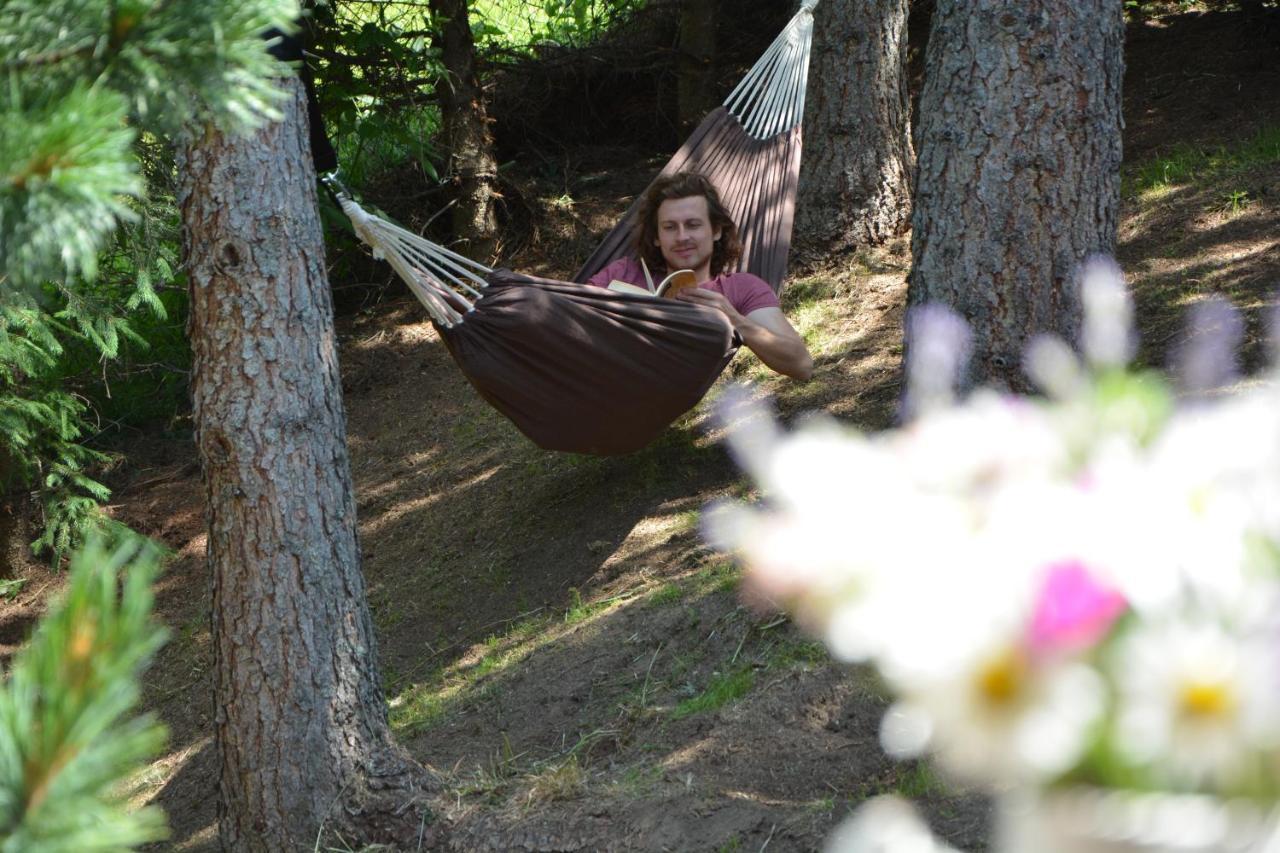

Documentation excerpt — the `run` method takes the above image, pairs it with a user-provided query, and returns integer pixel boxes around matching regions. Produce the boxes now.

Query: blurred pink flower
[1027,561,1127,656]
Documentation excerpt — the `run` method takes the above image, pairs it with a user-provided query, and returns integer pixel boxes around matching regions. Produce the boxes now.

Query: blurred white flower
[1112,620,1280,790]
[825,796,959,853]
[1079,256,1133,368]
[708,259,1280,806]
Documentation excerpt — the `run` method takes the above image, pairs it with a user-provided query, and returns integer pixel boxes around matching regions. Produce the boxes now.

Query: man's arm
[675,290,813,380]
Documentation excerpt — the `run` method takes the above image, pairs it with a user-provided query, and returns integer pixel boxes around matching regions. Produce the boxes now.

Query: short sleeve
[720,273,780,315]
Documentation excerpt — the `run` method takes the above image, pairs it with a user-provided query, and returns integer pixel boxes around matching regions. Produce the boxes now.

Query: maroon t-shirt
[587,257,780,316]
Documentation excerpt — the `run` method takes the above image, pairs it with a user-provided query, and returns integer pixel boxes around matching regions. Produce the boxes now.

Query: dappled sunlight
[359,464,502,537]
[134,737,212,810]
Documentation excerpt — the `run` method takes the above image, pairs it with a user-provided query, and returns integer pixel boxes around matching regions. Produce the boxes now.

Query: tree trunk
[795,0,914,254]
[178,76,431,851]
[677,0,718,133]
[907,0,1124,389]
[430,0,500,262]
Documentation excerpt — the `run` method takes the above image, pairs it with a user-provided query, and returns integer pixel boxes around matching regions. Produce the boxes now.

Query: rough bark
[795,0,914,253]
[430,0,500,262]
[907,0,1124,389]
[178,77,431,851]
[677,0,719,133]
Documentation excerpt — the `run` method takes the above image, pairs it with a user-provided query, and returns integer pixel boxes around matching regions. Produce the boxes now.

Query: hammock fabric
[575,106,803,293]
[333,1,818,455]
[439,270,738,455]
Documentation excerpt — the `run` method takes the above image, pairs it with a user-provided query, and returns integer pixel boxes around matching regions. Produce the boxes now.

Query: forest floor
[1,5,1278,852]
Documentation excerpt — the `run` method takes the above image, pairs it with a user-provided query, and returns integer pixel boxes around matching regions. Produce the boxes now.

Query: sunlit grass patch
[1127,124,1280,196]
[564,586,637,625]
[690,560,741,595]
[525,755,587,804]
[649,582,683,605]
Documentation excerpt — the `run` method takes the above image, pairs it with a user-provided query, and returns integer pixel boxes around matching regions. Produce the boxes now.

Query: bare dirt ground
[0,6,1276,851]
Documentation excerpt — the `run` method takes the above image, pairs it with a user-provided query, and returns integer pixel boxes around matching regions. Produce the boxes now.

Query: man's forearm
[736,317,813,380]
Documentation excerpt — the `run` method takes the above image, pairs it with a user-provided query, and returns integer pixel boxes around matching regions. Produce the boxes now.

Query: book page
[607,280,655,297]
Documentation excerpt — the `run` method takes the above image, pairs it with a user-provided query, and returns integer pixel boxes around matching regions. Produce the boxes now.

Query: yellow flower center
[976,649,1026,708]
[1178,680,1234,720]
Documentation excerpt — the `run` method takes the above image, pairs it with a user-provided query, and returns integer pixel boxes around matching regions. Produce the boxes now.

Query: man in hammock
[587,172,814,381]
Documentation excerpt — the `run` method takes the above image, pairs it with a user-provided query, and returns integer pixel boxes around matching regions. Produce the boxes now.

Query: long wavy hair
[632,172,742,276]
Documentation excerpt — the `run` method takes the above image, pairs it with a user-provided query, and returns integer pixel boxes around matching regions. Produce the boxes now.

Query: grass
[671,668,755,719]
[1126,124,1280,196]
[525,756,587,804]
[891,761,951,799]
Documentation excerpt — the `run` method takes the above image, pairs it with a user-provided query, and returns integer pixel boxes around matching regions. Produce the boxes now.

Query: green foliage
[0,0,299,559]
[0,536,169,850]
[474,0,647,50]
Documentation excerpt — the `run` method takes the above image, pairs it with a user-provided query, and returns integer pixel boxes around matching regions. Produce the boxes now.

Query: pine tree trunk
[677,0,718,133]
[431,0,500,262]
[177,77,431,851]
[795,0,914,253]
[907,0,1124,389]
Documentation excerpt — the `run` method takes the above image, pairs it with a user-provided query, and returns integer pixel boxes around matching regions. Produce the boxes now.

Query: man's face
[654,195,722,279]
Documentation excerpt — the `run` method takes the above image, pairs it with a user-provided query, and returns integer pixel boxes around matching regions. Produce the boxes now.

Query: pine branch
[0,536,169,848]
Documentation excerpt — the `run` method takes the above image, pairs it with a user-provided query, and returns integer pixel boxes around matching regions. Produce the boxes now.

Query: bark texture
[677,0,719,133]
[178,77,429,851]
[431,0,500,262]
[795,0,914,252]
[908,0,1124,389]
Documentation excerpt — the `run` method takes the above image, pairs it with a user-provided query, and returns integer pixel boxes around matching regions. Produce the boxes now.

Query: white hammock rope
[332,0,819,323]
[723,0,817,140]
[336,195,492,328]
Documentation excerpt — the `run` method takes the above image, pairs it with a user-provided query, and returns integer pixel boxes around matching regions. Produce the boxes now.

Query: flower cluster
[707,259,1280,801]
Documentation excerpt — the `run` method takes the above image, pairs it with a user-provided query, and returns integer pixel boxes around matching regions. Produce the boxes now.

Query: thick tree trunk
[907,0,1124,389]
[677,0,718,133]
[795,0,914,253]
[430,0,500,262]
[178,77,430,851]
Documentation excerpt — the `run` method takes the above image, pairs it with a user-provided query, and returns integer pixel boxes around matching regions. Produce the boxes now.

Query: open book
[606,259,699,299]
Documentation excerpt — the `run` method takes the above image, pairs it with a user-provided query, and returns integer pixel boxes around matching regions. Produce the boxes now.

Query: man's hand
[676,289,812,381]
[675,287,745,327]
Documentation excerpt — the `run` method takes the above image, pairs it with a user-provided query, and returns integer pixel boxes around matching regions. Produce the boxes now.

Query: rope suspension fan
[330,0,820,455]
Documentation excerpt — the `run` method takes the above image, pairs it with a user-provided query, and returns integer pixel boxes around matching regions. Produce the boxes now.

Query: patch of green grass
[389,684,450,735]
[671,668,755,720]
[613,761,664,795]
[690,560,741,595]
[892,761,951,799]
[0,577,29,600]
[764,635,828,669]
[563,586,612,625]
[780,275,837,312]
[1127,125,1280,196]
[525,755,587,804]
[673,508,700,532]
[1216,188,1253,216]
[716,836,744,853]
[649,582,683,605]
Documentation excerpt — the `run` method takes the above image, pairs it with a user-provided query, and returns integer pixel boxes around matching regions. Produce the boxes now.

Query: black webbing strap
[265,26,339,175]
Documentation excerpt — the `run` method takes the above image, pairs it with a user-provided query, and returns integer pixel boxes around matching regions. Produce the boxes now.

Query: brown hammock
[438,270,739,455]
[333,1,817,455]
